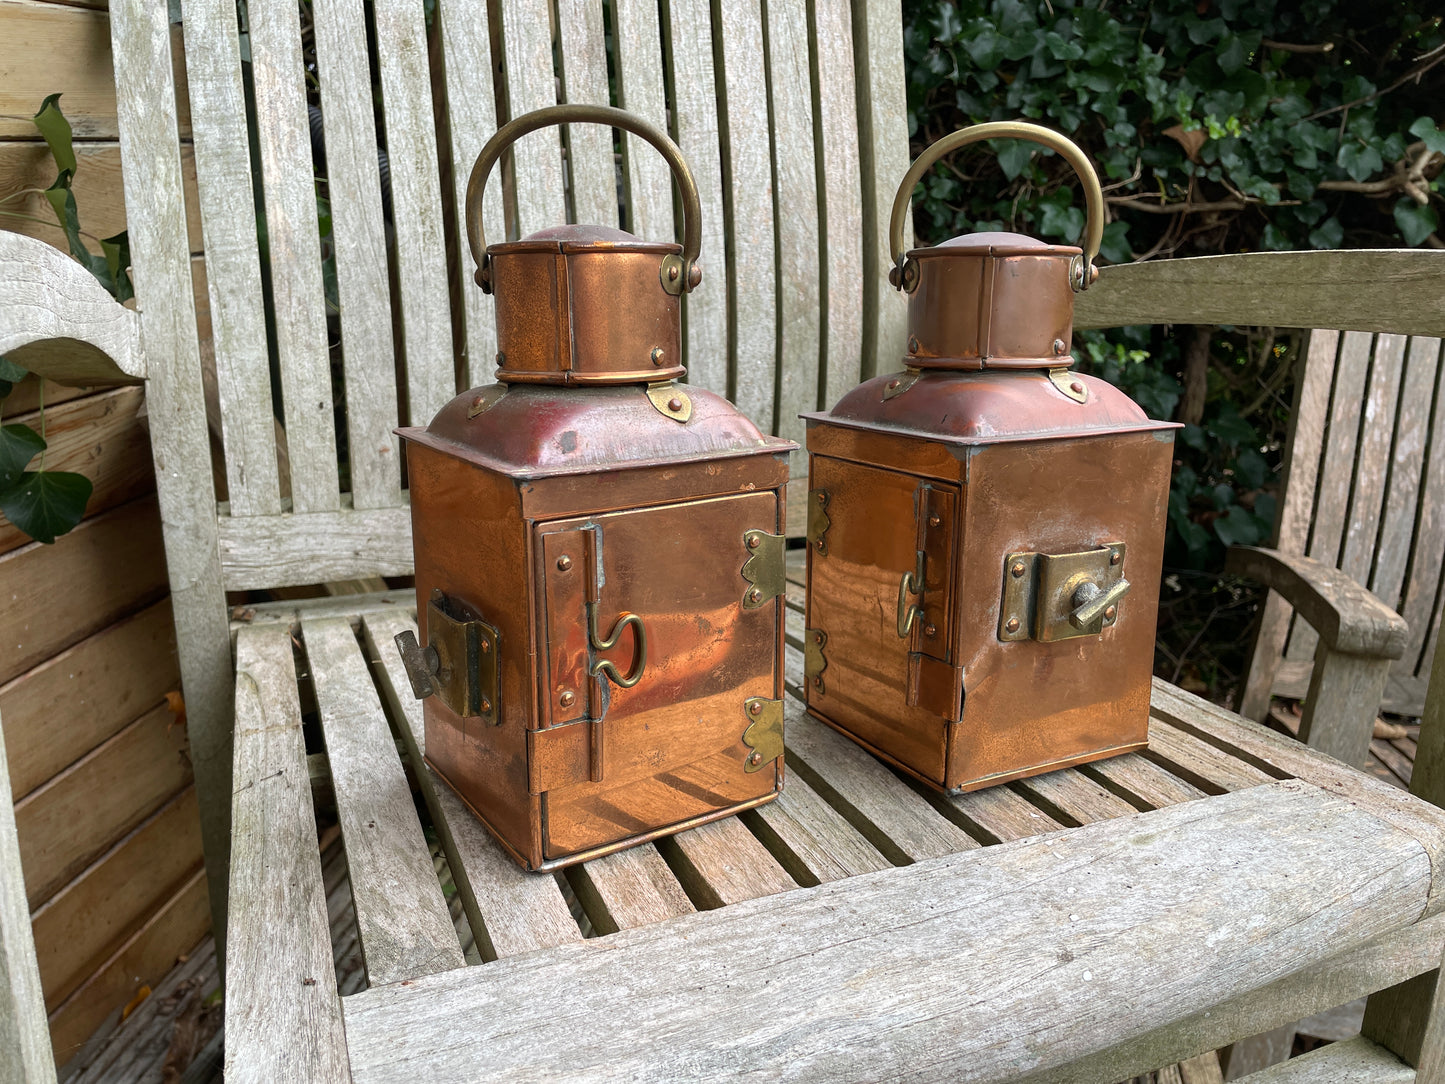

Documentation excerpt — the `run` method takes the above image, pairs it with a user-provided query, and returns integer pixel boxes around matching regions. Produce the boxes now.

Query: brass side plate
[741,529,786,609]
[741,697,784,772]
[644,382,693,422]
[881,368,923,401]
[807,489,831,556]
[999,544,1125,643]
[804,627,828,695]
[426,592,501,723]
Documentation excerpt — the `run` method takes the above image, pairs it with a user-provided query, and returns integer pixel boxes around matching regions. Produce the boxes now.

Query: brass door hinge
[741,696,783,772]
[394,589,501,723]
[804,627,828,695]
[807,489,831,555]
[741,528,786,609]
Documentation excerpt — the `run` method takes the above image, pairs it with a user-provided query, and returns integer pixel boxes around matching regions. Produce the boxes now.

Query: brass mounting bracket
[999,543,1127,643]
[395,590,501,723]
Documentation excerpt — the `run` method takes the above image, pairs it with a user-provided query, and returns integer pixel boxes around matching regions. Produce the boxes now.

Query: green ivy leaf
[30,94,77,175]
[100,232,134,304]
[1307,215,1344,249]
[1337,141,1384,183]
[0,471,92,545]
[1409,117,1445,156]
[0,357,28,400]
[0,425,46,489]
[1213,504,1265,547]
[1394,199,1439,246]
[993,138,1035,181]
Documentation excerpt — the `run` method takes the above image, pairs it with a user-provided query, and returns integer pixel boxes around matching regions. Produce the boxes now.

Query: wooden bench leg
[1220,1025,1296,1079]
[1297,645,1391,769]
[1360,966,1445,1071]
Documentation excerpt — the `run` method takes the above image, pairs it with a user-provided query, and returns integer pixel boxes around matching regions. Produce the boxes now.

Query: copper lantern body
[397,106,795,871]
[802,123,1179,794]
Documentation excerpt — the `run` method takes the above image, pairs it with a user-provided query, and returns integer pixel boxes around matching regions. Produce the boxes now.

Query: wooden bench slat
[500,0,566,237]
[612,0,671,241]
[227,625,350,1083]
[663,816,799,908]
[944,783,1065,843]
[1373,337,1439,616]
[180,0,283,517]
[1237,1035,1414,1083]
[1081,752,1208,811]
[1398,338,1445,677]
[374,0,455,428]
[1287,330,1373,664]
[312,0,403,510]
[1013,767,1143,826]
[302,616,464,985]
[714,0,776,426]
[360,611,582,961]
[661,0,729,394]
[553,0,615,228]
[340,780,1436,1083]
[568,845,696,935]
[1145,717,1277,794]
[784,704,978,863]
[750,771,893,883]
[434,0,501,385]
[1342,333,1408,593]
[245,0,342,515]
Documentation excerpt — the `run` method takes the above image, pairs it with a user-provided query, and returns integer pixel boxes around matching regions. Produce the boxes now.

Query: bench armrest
[1226,546,1407,659]
[0,231,145,384]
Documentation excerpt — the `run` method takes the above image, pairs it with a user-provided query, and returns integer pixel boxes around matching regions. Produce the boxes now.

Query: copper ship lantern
[396,106,795,870]
[802,122,1178,794]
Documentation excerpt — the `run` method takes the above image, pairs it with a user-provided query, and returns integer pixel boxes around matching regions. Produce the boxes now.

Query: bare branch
[1261,39,1335,54]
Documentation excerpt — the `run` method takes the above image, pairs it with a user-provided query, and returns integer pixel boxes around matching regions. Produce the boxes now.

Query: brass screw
[816,492,825,503]
[557,555,572,571]
[748,588,762,603]
[1011,561,1026,578]
[924,623,937,638]
[747,534,761,549]
[748,751,763,766]
[1104,605,1117,621]
[480,639,491,654]
[928,514,941,527]
[1053,338,1067,355]
[1070,381,1085,395]
[908,336,920,353]
[814,539,824,551]
[1006,617,1021,633]
[559,691,575,708]
[1110,551,1122,565]
[813,632,824,644]
[479,697,492,714]
[651,347,666,366]
[668,397,684,412]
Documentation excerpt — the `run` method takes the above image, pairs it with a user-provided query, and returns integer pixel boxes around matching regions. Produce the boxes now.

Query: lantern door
[530,491,783,861]
[805,456,961,786]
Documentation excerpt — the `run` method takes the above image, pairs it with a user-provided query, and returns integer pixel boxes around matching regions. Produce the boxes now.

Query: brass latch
[741,696,783,772]
[999,543,1130,643]
[395,589,501,723]
[741,528,786,609]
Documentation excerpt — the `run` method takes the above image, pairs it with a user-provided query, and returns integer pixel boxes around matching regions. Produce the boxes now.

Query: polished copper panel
[490,226,687,384]
[902,234,1079,370]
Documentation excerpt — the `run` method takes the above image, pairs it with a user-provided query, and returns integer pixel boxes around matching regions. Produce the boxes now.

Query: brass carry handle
[896,551,926,639]
[888,120,1105,293]
[587,601,648,689]
[465,103,703,296]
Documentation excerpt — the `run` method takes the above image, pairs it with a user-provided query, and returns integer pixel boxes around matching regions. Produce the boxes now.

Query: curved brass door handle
[896,551,926,638]
[588,601,648,688]
[1069,578,1131,630]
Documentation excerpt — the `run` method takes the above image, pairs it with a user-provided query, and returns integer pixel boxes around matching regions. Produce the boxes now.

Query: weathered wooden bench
[5,0,1445,1078]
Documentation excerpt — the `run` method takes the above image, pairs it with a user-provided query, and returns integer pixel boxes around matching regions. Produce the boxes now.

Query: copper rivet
[748,588,762,603]
[479,697,491,713]
[480,639,491,654]
[814,539,824,551]
[651,347,665,365]
[668,397,684,411]
[816,492,825,503]
[1011,561,1026,578]
[924,624,937,637]
[1104,606,1117,621]
[557,555,572,571]
[1006,617,1021,633]
[928,514,941,527]
[1110,551,1121,565]
[495,351,505,366]
[1070,381,1085,394]
[1053,338,1067,355]
[559,691,575,708]
[813,632,823,644]
[812,676,822,687]
[888,379,900,390]
[748,751,763,765]
[908,336,920,353]
[747,535,760,549]
[668,264,680,281]
[749,701,763,716]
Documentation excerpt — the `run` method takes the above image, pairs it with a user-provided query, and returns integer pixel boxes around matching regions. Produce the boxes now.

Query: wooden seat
[6,0,1445,1078]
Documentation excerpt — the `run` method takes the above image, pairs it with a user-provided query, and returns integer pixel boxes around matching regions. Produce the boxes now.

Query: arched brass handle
[588,601,648,689]
[896,551,926,639]
[889,120,1104,293]
[464,103,703,296]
